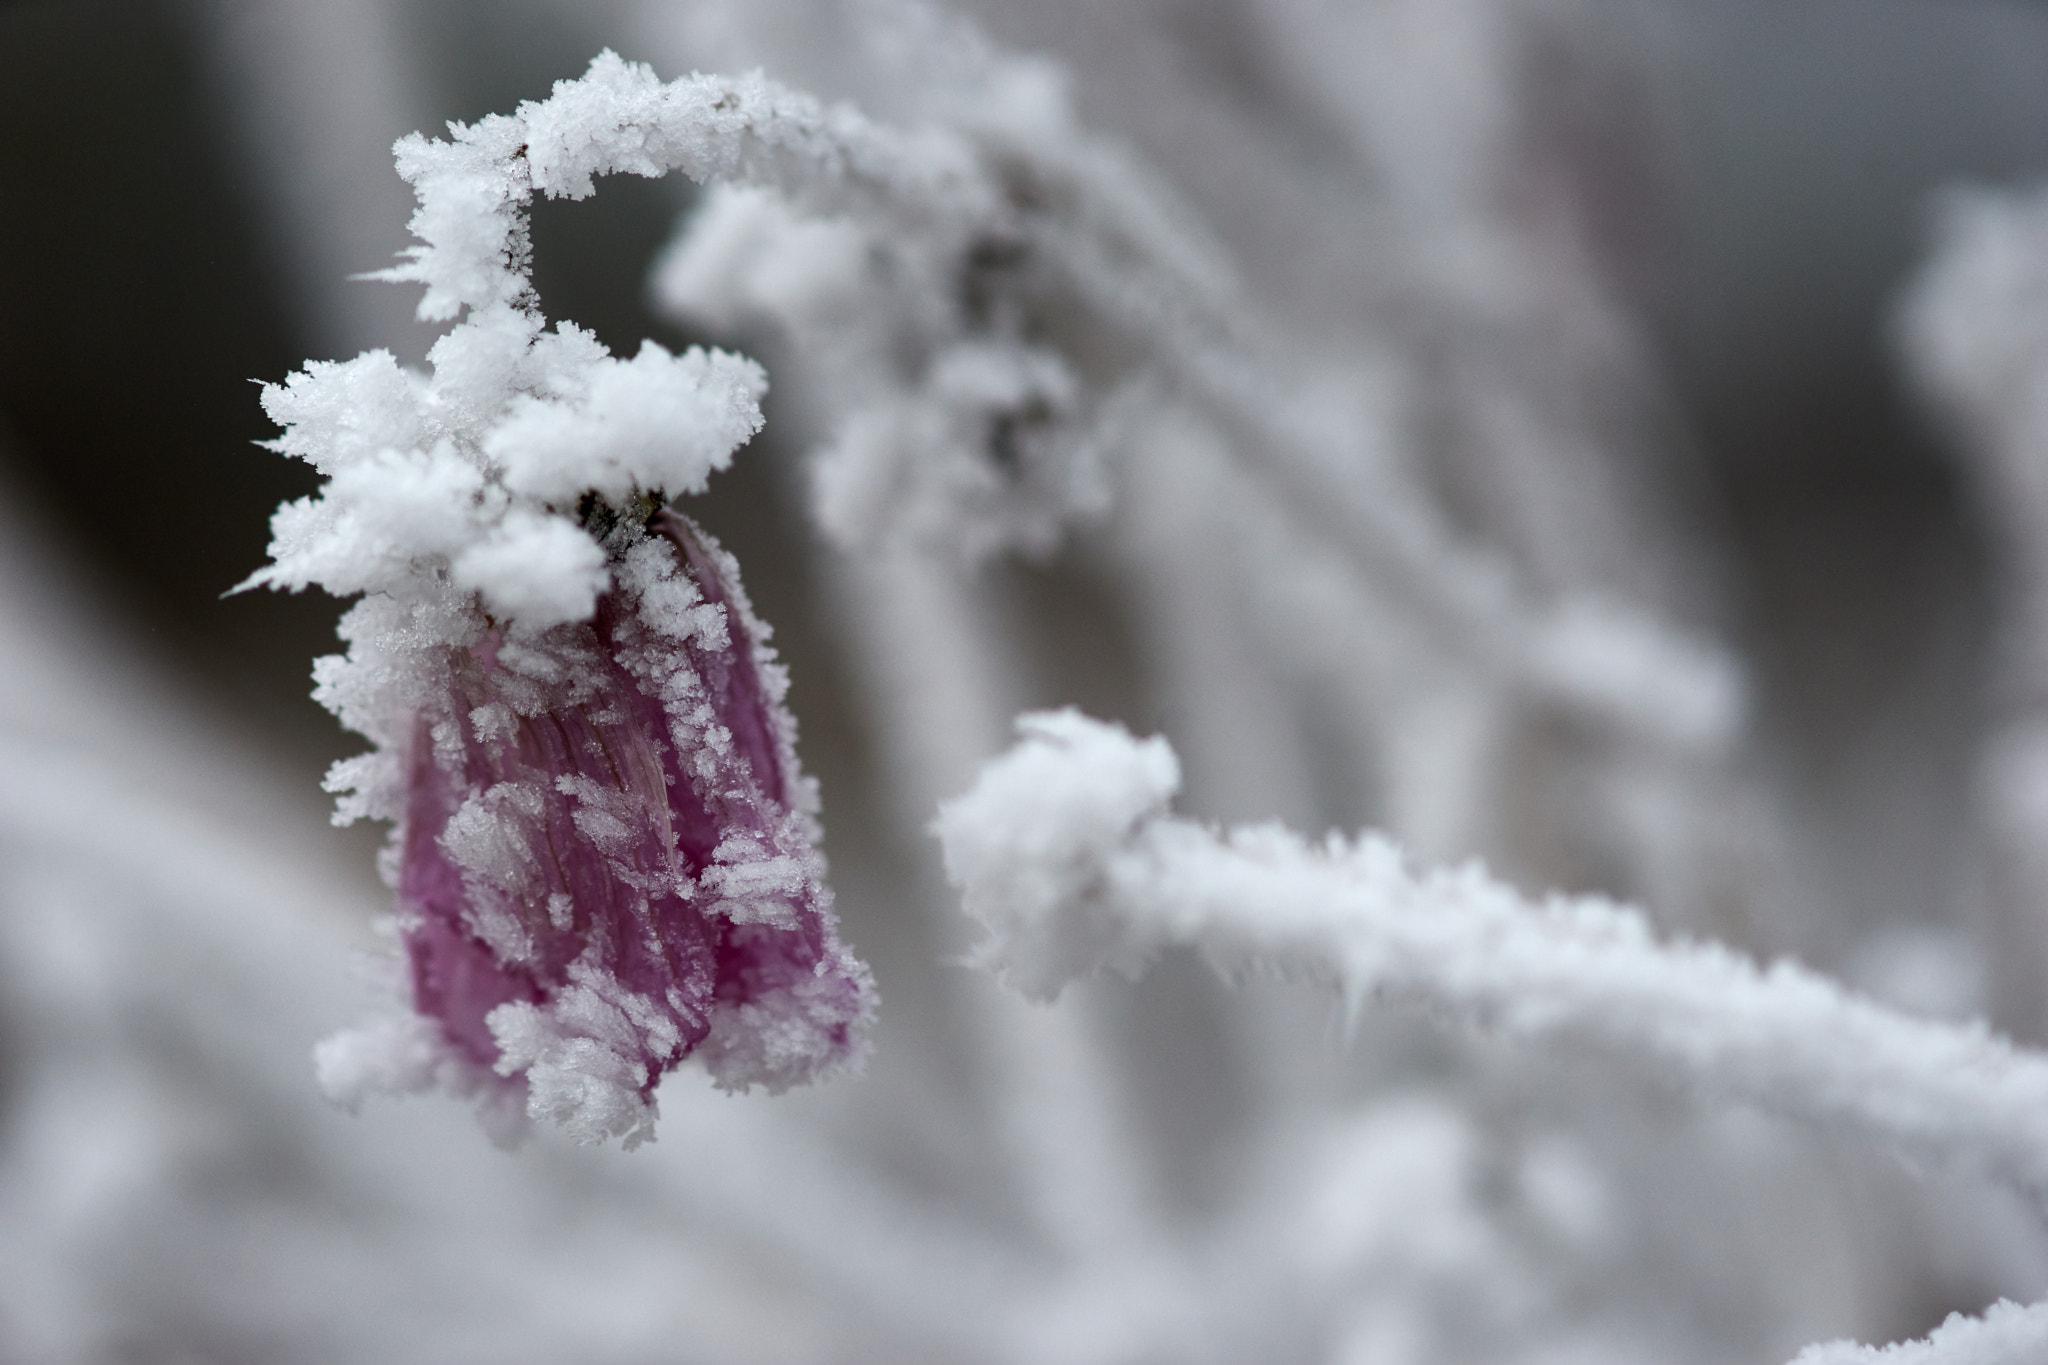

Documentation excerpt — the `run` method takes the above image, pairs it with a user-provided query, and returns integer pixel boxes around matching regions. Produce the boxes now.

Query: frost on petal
[389,512,872,1145]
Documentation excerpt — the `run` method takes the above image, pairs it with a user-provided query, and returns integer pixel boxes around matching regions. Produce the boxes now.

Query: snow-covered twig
[936,710,2048,1198]
[1789,1299,2048,1365]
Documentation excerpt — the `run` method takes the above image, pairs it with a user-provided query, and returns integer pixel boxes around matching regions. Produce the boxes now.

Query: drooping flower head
[244,57,875,1147]
[370,504,869,1148]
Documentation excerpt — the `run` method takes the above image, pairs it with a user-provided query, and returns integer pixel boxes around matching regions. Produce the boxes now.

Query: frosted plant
[8,2,2039,1362]
[242,68,875,1146]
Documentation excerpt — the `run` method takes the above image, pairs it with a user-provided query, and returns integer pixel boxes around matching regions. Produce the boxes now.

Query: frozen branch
[936,711,2048,1198]
[1789,1299,2048,1365]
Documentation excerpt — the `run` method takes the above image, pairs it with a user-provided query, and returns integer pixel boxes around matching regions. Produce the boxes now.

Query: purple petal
[392,509,872,1145]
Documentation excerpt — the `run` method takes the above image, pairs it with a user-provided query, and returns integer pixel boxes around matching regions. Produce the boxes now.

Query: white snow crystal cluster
[249,336,761,628]
[932,708,1181,998]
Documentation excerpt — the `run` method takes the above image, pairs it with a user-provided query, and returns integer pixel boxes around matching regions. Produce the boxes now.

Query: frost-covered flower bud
[301,499,872,1149]
[359,508,871,1148]
[251,331,879,1149]
[249,54,889,1147]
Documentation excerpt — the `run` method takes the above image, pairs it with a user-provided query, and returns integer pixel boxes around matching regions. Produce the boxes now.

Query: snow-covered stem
[379,57,999,327]
[1788,1299,2048,1365]
[936,711,2048,1199]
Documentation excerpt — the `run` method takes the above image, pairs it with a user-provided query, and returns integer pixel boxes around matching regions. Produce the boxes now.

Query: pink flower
[337,508,871,1147]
